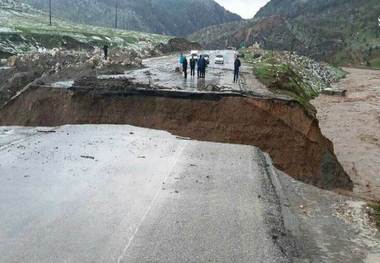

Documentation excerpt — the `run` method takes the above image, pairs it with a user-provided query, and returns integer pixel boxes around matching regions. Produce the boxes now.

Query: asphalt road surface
[98,50,272,95]
[0,125,293,263]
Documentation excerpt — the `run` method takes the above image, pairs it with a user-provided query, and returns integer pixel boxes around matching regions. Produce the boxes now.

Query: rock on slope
[190,0,380,65]
[22,0,242,36]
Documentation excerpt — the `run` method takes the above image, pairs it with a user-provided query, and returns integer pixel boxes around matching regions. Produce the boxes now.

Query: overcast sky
[214,0,271,19]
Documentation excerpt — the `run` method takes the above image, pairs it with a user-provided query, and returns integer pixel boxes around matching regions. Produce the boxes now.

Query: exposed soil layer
[312,68,380,200]
[157,38,202,53]
[0,81,352,191]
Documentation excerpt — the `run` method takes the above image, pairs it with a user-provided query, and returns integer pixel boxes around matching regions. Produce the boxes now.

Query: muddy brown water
[313,67,380,200]
[0,83,353,191]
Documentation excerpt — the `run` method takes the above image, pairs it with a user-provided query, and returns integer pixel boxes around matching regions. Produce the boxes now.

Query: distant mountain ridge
[22,0,242,36]
[190,0,380,66]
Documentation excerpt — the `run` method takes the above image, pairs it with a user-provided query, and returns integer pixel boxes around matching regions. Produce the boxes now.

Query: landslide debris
[0,48,142,106]
[0,0,202,107]
[157,38,201,54]
[0,36,201,106]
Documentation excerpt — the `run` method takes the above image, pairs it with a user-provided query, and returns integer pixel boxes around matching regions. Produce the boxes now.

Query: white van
[214,54,224,64]
[190,50,199,60]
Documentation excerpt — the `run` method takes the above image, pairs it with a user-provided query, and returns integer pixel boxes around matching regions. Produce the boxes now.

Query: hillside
[22,0,242,36]
[0,0,171,58]
[190,0,380,66]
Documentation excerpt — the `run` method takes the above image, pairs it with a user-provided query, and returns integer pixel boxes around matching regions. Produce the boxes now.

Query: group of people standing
[179,52,242,83]
[180,54,207,79]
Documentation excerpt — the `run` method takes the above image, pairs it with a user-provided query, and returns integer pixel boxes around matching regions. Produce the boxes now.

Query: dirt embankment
[158,38,201,54]
[0,80,352,190]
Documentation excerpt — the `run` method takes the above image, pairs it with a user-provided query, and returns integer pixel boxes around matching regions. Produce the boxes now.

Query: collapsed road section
[0,76,352,191]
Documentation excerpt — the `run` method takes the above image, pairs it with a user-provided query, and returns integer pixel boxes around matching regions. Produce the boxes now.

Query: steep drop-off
[0,82,353,191]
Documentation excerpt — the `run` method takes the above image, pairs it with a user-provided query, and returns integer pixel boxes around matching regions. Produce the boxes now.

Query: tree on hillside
[49,0,52,26]
[114,0,118,28]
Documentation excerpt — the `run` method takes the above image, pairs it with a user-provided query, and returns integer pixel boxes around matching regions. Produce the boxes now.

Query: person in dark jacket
[103,44,109,60]
[190,56,196,77]
[233,56,241,83]
[201,56,207,78]
[197,55,203,78]
[197,56,206,78]
[182,56,188,79]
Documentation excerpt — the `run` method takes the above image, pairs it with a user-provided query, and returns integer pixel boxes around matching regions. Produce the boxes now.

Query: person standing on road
[103,44,109,60]
[234,55,242,83]
[197,55,203,78]
[190,56,196,77]
[182,56,188,79]
[200,56,206,78]
[179,53,185,72]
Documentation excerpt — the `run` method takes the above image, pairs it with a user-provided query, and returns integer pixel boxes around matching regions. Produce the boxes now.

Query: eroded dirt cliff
[0,80,353,191]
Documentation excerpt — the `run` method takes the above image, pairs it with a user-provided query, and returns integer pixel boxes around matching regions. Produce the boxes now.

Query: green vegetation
[369,203,380,229]
[242,50,319,113]
[370,58,380,70]
[256,61,317,112]
[0,0,171,57]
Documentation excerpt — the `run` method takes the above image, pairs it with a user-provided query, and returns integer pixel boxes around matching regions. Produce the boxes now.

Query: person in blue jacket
[197,55,203,78]
[179,53,185,72]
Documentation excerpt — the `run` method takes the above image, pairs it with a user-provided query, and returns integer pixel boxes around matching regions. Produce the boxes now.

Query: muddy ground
[312,68,380,201]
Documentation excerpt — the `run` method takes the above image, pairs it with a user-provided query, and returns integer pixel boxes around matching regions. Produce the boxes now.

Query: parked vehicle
[190,50,199,60]
[214,54,224,64]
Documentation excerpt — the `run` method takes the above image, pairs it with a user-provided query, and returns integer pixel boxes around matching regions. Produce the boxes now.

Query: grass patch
[248,53,318,114]
[370,58,380,69]
[240,48,349,115]
[369,203,380,229]
[0,5,171,55]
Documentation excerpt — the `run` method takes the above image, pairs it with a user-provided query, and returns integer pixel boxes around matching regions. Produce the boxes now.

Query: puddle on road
[97,50,245,92]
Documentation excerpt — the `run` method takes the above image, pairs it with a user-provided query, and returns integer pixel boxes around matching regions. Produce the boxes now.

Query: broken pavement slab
[0,125,295,263]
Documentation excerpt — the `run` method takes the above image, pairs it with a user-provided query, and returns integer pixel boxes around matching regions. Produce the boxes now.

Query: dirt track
[312,68,380,200]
